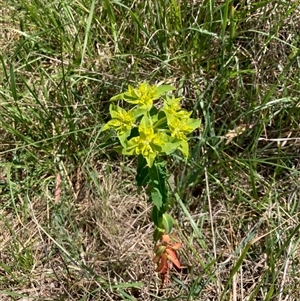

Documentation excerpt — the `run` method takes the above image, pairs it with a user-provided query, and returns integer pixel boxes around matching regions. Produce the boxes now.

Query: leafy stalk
[102,82,201,286]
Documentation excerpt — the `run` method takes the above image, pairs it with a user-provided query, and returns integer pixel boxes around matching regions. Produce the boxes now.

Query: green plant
[102,82,201,285]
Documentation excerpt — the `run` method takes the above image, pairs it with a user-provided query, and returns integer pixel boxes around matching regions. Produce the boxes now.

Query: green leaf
[110,92,125,101]
[149,161,169,206]
[162,213,174,233]
[178,139,189,158]
[186,117,201,132]
[136,154,149,187]
[149,161,168,183]
[153,227,165,242]
[117,132,128,148]
[132,108,148,119]
[121,137,138,155]
[155,85,175,96]
[152,206,163,227]
[145,152,156,168]
[151,187,163,209]
[152,111,167,129]
[159,137,182,155]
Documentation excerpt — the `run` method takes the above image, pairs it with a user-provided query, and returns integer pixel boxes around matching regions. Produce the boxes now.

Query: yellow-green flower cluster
[102,82,201,167]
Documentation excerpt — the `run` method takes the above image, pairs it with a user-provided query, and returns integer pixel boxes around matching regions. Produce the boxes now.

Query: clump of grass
[1,0,300,300]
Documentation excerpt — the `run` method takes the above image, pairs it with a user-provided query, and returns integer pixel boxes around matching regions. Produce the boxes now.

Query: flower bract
[110,82,175,111]
[168,115,201,158]
[102,104,137,146]
[103,82,201,164]
[122,115,165,167]
[162,95,191,120]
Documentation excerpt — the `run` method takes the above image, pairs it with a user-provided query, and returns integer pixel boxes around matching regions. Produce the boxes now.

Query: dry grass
[1,163,154,300]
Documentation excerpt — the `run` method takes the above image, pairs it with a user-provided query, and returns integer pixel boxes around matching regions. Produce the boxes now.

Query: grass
[1,0,300,300]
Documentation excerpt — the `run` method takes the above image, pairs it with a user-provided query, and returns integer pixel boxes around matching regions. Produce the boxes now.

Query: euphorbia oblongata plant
[102,82,201,286]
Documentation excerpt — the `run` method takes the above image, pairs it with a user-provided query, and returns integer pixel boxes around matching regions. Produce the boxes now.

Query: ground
[1,0,300,300]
